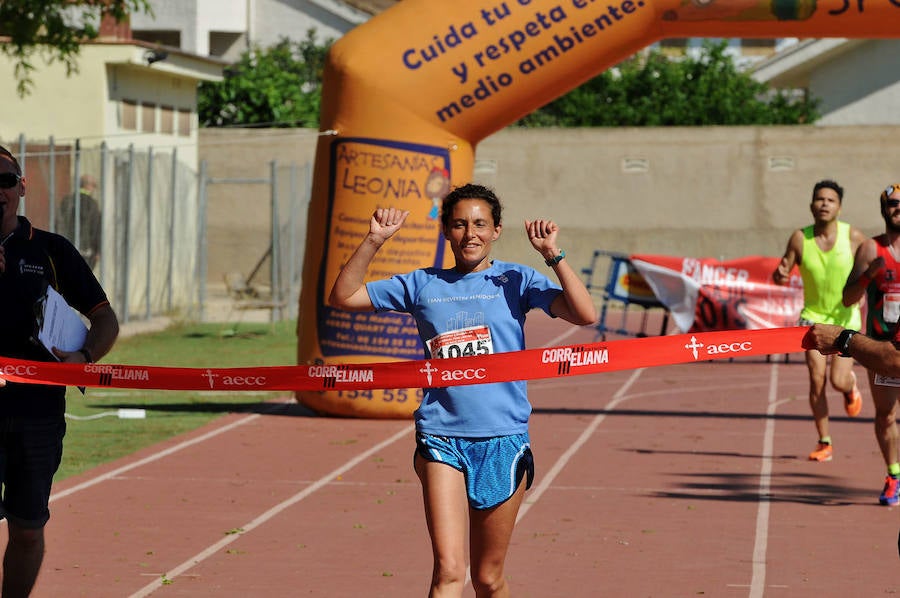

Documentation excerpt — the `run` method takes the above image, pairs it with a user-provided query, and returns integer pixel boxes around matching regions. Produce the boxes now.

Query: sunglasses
[0,172,22,189]
[887,199,900,208]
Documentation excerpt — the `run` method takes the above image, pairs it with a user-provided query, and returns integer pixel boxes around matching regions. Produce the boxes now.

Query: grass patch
[58,320,300,481]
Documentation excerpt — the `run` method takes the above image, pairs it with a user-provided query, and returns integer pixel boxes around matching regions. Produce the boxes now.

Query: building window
[132,30,181,49]
[177,109,192,137]
[141,103,156,133]
[659,38,688,49]
[160,105,175,135]
[658,38,688,58]
[741,38,777,57]
[121,99,138,130]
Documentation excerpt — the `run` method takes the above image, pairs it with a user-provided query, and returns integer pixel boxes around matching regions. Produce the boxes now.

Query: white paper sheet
[36,286,87,360]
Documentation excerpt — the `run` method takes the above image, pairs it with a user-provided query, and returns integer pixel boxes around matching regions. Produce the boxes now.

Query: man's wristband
[833,329,858,358]
[545,250,566,267]
[78,348,94,364]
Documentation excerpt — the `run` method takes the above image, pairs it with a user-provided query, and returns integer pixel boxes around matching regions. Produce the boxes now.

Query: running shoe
[880,475,900,506]
[808,442,833,462]
[844,371,863,417]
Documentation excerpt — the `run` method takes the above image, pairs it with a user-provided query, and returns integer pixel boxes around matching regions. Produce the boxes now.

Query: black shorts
[0,415,66,529]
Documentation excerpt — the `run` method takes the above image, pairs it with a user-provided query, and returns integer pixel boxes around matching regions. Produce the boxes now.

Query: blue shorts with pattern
[415,431,534,510]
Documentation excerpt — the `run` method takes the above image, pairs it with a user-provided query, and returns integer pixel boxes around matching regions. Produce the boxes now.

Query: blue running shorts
[415,431,534,510]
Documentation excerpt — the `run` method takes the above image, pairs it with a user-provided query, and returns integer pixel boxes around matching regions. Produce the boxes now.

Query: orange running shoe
[880,475,900,506]
[844,371,863,417]
[808,442,833,462]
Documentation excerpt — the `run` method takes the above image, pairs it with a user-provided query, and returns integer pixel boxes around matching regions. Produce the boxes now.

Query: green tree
[0,0,151,96]
[198,31,333,128]
[516,40,819,127]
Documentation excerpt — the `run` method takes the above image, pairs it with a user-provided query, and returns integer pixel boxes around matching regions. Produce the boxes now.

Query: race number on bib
[875,373,900,387]
[885,293,900,324]
[427,325,494,359]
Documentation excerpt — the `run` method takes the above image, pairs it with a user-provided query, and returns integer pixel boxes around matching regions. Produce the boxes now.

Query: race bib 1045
[427,325,493,359]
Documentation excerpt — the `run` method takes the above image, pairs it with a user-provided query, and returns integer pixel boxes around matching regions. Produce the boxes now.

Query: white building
[654,37,801,68]
[752,39,900,125]
[130,0,390,60]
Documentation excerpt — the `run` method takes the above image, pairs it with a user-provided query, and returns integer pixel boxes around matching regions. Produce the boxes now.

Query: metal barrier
[581,250,670,340]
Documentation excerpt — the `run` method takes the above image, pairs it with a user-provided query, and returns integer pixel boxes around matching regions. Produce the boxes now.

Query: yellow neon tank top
[798,220,862,328]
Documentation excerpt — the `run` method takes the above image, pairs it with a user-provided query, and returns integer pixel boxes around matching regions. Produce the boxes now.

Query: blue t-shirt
[366,260,561,437]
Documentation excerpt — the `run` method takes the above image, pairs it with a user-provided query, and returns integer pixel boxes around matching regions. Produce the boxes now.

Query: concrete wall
[200,128,320,284]
[200,125,900,283]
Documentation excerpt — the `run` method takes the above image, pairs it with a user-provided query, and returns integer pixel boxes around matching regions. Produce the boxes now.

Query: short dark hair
[0,145,22,175]
[812,179,843,202]
[441,183,502,228]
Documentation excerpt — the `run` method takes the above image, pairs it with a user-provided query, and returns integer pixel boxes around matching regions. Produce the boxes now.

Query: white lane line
[51,412,265,503]
[518,367,645,521]
[749,363,792,598]
[128,424,414,598]
[543,323,588,348]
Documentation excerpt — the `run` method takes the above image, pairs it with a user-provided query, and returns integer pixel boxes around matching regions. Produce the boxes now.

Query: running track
[31,313,900,596]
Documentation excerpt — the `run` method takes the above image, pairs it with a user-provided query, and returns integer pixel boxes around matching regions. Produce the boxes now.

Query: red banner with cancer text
[630,255,803,333]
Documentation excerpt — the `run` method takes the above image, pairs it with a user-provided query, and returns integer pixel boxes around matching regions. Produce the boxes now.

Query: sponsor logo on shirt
[18,259,44,276]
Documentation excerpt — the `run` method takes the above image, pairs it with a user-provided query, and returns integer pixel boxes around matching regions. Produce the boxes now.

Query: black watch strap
[834,329,858,358]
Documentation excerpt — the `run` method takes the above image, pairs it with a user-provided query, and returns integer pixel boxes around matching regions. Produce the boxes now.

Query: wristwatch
[833,329,858,358]
[545,250,566,267]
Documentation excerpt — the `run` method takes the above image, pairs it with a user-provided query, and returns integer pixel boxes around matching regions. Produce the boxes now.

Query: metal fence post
[145,146,154,320]
[197,160,208,322]
[99,142,108,286]
[288,163,298,319]
[270,160,281,322]
[73,139,82,252]
[48,137,56,233]
[167,148,178,312]
[17,134,25,216]
[122,143,135,324]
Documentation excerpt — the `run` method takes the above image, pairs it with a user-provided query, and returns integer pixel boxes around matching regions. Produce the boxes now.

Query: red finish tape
[0,327,808,392]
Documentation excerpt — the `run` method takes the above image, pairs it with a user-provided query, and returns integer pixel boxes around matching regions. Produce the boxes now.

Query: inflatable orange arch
[297,0,900,418]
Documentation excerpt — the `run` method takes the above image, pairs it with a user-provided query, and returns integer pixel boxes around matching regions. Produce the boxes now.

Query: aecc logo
[684,336,752,360]
[419,361,487,386]
[0,364,37,377]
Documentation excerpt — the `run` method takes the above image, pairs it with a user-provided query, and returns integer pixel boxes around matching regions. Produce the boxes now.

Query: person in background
[830,183,900,507]
[0,145,119,596]
[329,183,597,597]
[57,174,101,269]
[772,179,866,462]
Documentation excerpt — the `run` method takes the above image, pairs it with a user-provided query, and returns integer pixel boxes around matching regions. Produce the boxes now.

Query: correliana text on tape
[0,327,808,392]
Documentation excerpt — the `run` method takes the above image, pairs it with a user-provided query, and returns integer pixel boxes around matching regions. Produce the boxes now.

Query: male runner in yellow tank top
[773,179,867,462]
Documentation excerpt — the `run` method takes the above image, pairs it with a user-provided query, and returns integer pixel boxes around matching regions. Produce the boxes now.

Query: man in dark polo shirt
[0,145,119,596]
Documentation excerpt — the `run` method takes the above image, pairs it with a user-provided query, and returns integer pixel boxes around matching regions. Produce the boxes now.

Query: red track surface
[33,314,900,596]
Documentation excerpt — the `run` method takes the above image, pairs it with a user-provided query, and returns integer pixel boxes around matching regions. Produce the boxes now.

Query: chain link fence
[4,135,309,326]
